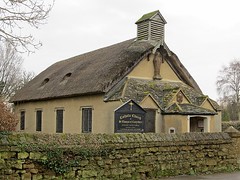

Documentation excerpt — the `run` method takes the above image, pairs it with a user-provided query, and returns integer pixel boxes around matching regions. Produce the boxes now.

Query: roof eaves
[180,103,217,115]
[162,110,216,115]
[13,91,105,104]
[103,77,127,102]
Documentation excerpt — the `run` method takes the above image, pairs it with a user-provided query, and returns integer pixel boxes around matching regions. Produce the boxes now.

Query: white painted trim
[187,115,210,133]
[169,127,176,134]
[187,116,190,133]
[204,117,210,132]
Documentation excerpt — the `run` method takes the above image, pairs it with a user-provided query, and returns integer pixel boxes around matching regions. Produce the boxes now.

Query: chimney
[135,10,167,43]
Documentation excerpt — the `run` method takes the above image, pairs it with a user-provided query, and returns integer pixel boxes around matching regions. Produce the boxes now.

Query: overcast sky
[23,0,240,100]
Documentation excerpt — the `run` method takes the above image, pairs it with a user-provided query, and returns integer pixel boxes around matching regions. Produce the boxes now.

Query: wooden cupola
[136,10,167,43]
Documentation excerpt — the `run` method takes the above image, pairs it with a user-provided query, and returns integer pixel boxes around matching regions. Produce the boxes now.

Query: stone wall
[0,132,240,179]
[222,121,240,131]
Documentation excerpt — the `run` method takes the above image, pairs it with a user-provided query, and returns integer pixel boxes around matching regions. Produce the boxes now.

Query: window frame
[55,108,64,133]
[20,110,25,130]
[81,107,93,133]
[36,109,42,132]
[169,127,176,134]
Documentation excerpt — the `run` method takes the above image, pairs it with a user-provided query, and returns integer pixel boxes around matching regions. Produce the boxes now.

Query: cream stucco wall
[128,54,181,81]
[15,93,167,134]
[214,113,222,132]
[160,61,180,81]
[201,99,214,110]
[163,115,185,133]
[15,94,121,134]
[163,114,218,133]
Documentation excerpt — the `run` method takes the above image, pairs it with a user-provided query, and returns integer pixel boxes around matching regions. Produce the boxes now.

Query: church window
[36,110,42,131]
[56,109,64,133]
[82,108,92,133]
[20,111,25,130]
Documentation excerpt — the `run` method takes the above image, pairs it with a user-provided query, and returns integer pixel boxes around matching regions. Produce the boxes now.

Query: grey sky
[23,0,240,100]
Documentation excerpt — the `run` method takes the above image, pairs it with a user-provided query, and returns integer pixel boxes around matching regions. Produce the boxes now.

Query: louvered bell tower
[136,10,167,44]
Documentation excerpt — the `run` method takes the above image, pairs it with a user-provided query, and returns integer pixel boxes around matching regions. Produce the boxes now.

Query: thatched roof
[105,78,219,115]
[11,39,202,103]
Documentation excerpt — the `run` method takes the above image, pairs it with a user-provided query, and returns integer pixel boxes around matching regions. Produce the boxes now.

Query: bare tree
[0,40,35,101]
[216,59,240,120]
[0,0,54,53]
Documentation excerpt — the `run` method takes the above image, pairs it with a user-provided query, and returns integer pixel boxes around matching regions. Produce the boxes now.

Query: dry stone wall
[0,132,240,179]
[222,121,240,131]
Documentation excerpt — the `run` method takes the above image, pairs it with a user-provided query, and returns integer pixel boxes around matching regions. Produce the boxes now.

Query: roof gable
[115,99,145,113]
[169,89,191,105]
[106,78,218,115]
[201,98,216,111]
[140,94,161,109]
[135,10,167,24]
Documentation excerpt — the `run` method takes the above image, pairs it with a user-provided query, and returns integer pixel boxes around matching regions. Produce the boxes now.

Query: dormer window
[63,73,72,79]
[39,78,49,88]
[60,73,72,85]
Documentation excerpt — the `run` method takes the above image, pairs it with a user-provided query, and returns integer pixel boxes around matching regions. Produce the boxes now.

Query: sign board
[114,100,146,133]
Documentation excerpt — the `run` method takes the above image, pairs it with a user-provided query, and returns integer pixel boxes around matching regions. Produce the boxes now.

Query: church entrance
[190,116,205,132]
[144,109,156,133]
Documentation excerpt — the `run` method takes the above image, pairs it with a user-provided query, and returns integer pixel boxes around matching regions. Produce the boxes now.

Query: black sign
[114,100,146,133]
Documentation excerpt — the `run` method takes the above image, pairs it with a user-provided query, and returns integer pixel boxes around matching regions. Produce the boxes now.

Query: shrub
[0,100,18,131]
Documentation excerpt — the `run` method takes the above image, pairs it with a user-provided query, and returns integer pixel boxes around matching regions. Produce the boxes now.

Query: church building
[11,10,221,134]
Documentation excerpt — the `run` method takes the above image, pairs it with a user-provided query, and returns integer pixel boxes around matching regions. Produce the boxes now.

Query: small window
[36,110,42,131]
[20,111,25,130]
[39,78,49,88]
[82,108,92,133]
[60,73,72,85]
[56,109,64,133]
[169,127,175,134]
[64,73,72,79]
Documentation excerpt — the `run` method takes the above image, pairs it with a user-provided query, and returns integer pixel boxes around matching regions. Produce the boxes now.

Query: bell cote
[136,10,167,43]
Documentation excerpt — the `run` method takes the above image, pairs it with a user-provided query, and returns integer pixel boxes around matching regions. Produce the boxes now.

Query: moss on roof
[135,10,159,24]
[177,104,216,115]
[105,78,220,114]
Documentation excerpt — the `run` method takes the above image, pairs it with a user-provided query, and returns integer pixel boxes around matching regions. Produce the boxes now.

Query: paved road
[160,171,240,179]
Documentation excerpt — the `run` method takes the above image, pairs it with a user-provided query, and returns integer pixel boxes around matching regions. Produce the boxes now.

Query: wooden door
[145,109,156,133]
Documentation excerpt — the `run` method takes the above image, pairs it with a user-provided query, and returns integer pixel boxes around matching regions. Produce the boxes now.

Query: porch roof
[105,78,220,114]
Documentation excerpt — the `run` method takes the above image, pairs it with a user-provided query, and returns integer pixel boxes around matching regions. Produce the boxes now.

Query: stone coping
[0,132,233,150]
